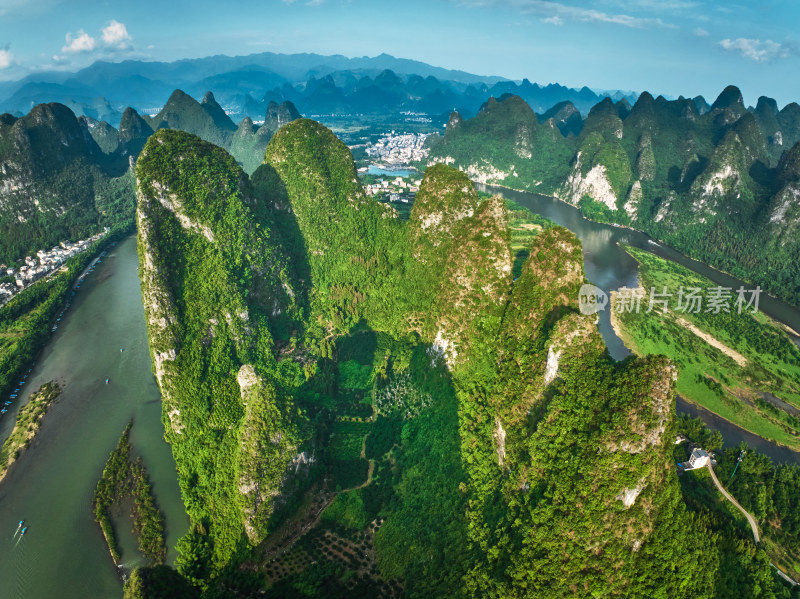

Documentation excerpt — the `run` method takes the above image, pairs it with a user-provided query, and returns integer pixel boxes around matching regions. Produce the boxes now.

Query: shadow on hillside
[250,163,312,342]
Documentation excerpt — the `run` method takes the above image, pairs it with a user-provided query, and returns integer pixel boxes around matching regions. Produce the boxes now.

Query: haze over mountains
[0,52,638,125]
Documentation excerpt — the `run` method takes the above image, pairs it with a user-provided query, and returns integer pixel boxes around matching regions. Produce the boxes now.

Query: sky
[0,0,798,106]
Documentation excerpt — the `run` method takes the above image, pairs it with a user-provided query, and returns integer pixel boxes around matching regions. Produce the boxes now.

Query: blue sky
[0,0,798,106]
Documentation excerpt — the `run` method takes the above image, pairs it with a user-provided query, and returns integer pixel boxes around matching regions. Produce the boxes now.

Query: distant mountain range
[0,52,639,125]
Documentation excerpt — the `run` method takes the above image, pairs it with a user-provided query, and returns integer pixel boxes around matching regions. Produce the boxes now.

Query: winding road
[706,463,760,543]
[706,463,799,586]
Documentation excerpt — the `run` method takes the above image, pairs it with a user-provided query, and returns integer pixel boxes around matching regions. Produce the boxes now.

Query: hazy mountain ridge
[0,52,637,123]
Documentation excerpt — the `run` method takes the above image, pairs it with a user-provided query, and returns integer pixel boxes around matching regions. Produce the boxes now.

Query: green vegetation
[93,423,167,565]
[503,196,554,277]
[0,381,60,483]
[428,95,575,192]
[427,91,800,308]
[612,246,800,450]
[676,416,800,597]
[0,225,131,411]
[133,119,797,598]
[0,103,136,264]
[124,565,200,599]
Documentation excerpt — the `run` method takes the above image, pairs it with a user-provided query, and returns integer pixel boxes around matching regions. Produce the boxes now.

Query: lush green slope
[0,103,135,263]
[136,129,307,574]
[134,121,793,599]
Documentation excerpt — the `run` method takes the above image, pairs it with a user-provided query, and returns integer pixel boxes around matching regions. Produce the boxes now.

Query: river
[0,185,798,598]
[480,184,800,465]
[0,236,188,599]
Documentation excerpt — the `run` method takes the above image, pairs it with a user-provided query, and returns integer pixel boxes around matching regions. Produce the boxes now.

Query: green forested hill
[132,120,796,598]
[0,102,135,263]
[427,89,800,307]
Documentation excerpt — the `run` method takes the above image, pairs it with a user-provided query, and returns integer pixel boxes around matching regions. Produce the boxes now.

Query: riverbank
[0,223,134,431]
[609,246,800,455]
[0,235,188,599]
[476,180,800,312]
[0,381,61,484]
[479,183,800,465]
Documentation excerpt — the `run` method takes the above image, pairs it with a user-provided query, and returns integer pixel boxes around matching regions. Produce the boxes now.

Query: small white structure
[686,448,710,470]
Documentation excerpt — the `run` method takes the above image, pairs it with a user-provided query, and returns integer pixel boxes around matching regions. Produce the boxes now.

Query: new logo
[579,284,608,315]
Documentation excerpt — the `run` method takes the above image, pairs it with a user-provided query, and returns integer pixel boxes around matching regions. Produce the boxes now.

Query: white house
[686,448,711,470]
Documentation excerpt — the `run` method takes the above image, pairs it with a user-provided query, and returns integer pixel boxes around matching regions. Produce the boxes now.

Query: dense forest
[0,103,136,264]
[132,119,800,598]
[427,88,800,307]
[94,422,167,566]
[0,94,299,267]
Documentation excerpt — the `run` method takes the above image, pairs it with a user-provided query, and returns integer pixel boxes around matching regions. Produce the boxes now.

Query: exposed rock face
[624,180,642,220]
[558,151,618,210]
[264,100,301,131]
[408,165,512,369]
[136,128,304,556]
[767,142,800,243]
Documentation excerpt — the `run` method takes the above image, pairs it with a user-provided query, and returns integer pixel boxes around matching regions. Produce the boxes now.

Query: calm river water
[481,184,800,465]
[0,236,188,599]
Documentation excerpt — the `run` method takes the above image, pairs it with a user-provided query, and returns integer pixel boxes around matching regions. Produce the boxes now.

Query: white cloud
[719,38,796,62]
[62,29,95,53]
[616,0,696,10]
[101,20,131,48]
[542,15,563,25]
[693,27,709,37]
[0,47,12,69]
[458,1,671,29]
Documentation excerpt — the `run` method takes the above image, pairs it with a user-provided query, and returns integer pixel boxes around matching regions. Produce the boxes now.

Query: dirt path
[261,429,376,564]
[706,463,759,542]
[260,485,336,563]
[676,317,747,367]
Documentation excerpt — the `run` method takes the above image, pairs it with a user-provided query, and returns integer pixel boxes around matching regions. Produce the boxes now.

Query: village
[0,228,108,305]
[365,132,431,165]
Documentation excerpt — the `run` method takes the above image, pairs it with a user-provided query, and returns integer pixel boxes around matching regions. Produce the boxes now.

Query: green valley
[611,246,800,451]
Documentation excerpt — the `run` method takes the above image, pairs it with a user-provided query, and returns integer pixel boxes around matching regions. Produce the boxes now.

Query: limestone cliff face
[461,223,689,595]
[407,164,512,369]
[136,129,304,549]
[766,142,800,245]
[427,94,573,192]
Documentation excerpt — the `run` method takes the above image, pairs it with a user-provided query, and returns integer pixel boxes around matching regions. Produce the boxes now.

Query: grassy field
[612,246,800,450]
[503,197,553,278]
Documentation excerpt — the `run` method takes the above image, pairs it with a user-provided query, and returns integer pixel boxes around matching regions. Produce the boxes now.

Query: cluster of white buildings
[366,132,431,165]
[364,176,421,203]
[0,229,107,303]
